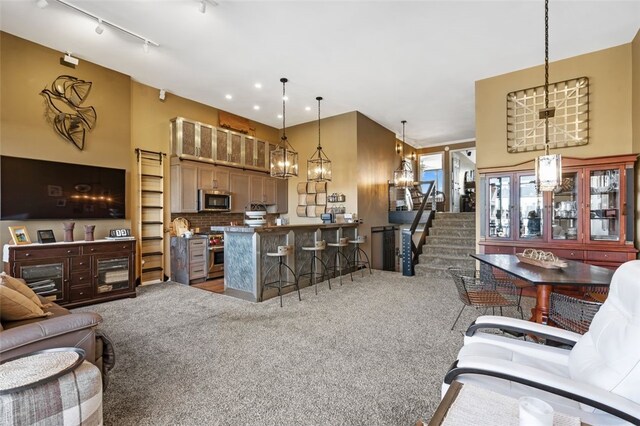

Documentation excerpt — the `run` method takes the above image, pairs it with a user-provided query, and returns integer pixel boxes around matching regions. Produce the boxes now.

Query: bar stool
[298,240,331,295]
[327,237,353,285]
[261,245,300,307]
[349,235,372,276]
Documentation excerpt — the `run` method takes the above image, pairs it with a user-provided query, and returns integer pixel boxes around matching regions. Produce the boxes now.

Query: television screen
[1,156,126,220]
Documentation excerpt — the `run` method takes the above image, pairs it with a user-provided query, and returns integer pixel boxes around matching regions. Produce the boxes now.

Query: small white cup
[519,397,553,426]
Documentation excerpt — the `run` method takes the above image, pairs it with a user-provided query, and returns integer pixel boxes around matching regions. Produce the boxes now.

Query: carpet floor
[75,270,529,425]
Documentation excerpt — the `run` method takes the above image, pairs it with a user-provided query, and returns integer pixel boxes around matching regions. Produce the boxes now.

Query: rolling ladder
[136,149,167,284]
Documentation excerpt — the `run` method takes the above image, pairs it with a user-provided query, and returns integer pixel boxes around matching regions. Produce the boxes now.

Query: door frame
[449,148,476,212]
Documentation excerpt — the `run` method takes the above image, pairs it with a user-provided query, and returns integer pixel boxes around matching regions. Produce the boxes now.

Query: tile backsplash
[170,212,278,231]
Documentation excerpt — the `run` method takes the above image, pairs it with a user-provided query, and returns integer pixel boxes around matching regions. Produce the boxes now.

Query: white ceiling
[1,1,639,147]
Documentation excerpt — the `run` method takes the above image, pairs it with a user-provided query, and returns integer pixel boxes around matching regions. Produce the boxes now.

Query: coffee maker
[321,213,334,224]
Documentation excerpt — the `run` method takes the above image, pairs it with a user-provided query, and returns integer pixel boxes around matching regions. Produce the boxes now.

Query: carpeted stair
[414,212,476,279]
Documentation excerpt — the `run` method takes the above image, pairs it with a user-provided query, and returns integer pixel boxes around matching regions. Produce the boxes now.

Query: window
[419,153,444,193]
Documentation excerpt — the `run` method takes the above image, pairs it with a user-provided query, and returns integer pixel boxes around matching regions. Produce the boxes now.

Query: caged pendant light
[270,78,299,179]
[393,120,414,188]
[535,0,561,192]
[307,96,332,182]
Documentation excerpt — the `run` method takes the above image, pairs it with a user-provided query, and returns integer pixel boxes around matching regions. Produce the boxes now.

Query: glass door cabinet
[479,154,637,269]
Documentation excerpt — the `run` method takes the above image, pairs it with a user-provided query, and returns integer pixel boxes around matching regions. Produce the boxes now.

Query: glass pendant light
[270,78,298,179]
[393,120,414,188]
[307,96,332,182]
[535,0,561,191]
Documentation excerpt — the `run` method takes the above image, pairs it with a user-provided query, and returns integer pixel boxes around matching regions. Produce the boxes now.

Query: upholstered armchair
[443,260,640,425]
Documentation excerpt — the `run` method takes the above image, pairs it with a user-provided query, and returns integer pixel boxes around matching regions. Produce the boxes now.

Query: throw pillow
[0,286,51,321]
[0,272,45,308]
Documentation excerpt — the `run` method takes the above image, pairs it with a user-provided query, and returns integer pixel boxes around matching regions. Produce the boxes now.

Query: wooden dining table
[470,254,615,324]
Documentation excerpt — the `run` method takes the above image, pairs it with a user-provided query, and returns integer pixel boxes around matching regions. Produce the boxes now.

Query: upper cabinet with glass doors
[479,154,637,268]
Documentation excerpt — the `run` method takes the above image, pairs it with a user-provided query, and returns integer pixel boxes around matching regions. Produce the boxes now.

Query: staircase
[414,212,476,279]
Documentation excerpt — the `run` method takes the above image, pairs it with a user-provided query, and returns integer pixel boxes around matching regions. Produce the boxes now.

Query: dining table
[470,254,615,324]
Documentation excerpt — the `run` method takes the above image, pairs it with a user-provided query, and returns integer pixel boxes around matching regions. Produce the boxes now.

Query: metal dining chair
[448,267,524,330]
[548,286,608,335]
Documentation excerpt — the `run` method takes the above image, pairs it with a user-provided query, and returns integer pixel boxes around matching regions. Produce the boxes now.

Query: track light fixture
[39,0,159,50]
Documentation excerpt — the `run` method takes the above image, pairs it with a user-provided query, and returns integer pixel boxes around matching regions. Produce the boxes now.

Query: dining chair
[442,260,640,425]
[548,286,608,335]
[447,267,523,330]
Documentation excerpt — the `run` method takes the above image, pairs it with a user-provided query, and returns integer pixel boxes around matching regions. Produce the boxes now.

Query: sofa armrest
[0,313,103,362]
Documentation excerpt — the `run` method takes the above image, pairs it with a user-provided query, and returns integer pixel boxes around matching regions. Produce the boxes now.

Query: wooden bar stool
[298,240,332,295]
[349,235,371,276]
[261,245,300,307]
[327,237,353,285]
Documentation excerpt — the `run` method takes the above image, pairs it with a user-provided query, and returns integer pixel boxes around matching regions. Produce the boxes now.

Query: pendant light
[270,78,298,179]
[535,0,561,192]
[393,120,414,188]
[307,96,332,182]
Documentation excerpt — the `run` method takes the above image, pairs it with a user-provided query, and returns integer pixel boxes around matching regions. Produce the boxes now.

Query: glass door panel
[518,174,543,239]
[589,169,620,241]
[19,263,65,302]
[488,176,511,238]
[552,171,579,241]
[96,257,130,294]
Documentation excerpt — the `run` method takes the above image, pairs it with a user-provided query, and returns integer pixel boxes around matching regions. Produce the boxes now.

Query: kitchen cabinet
[216,129,229,163]
[244,137,269,171]
[249,175,278,205]
[479,154,637,268]
[229,132,243,164]
[229,172,250,212]
[256,139,268,170]
[4,240,136,308]
[170,236,208,285]
[170,158,198,213]
[198,164,230,191]
[171,117,215,162]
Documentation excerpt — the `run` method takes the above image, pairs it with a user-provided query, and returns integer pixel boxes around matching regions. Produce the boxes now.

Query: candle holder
[63,222,75,242]
[84,225,95,241]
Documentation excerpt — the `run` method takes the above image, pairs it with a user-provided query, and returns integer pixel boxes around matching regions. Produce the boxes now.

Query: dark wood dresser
[4,239,136,308]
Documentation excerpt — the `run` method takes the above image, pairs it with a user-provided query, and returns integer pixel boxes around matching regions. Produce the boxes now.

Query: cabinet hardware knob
[79,262,84,265]
[64,279,69,283]
[25,253,30,257]
[91,248,95,252]
[67,250,72,253]
[79,292,84,296]
[79,277,83,280]
[570,252,575,256]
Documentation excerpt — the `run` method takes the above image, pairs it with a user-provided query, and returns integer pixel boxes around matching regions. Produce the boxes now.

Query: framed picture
[8,226,31,245]
[37,229,56,244]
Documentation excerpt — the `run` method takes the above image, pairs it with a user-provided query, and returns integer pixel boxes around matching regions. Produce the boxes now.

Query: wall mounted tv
[1,156,126,220]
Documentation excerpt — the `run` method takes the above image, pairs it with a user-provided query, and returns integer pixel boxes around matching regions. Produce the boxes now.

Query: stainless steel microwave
[198,190,231,212]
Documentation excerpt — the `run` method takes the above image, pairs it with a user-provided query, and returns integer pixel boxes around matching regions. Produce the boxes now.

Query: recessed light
[225,94,232,100]
[305,106,311,111]
[277,114,283,119]
[254,83,262,89]
[253,105,260,110]
[283,95,289,101]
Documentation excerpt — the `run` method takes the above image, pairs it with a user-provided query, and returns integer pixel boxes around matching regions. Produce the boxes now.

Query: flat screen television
[1,156,126,220]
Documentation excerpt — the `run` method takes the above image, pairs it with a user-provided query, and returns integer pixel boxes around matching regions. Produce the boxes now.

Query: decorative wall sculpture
[40,75,97,151]
[506,77,589,153]
[296,181,327,217]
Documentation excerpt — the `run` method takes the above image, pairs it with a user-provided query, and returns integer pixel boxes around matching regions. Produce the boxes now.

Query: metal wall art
[40,75,97,151]
[506,77,589,153]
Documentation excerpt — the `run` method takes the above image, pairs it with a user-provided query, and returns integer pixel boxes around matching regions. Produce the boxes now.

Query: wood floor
[192,278,225,293]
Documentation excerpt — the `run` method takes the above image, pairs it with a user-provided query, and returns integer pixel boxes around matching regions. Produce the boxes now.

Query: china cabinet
[479,154,637,268]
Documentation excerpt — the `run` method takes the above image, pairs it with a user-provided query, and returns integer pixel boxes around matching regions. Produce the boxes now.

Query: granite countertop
[220,223,359,233]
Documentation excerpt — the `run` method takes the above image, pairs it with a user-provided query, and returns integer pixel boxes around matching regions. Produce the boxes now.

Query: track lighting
[95,19,104,35]
[38,0,159,51]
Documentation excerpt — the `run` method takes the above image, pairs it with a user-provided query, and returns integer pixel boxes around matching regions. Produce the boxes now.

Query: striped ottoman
[0,350,102,425]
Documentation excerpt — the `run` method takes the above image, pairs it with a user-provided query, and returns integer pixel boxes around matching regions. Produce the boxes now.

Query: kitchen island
[213,223,359,302]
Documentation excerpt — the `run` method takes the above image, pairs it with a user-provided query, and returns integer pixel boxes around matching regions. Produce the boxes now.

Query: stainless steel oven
[208,245,224,279]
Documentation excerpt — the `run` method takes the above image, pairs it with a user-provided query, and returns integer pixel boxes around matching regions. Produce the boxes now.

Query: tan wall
[284,112,358,225]
[476,43,633,169]
[0,32,131,244]
[632,30,640,251]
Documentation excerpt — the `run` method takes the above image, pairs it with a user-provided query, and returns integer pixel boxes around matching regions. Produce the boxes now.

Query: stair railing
[402,180,435,276]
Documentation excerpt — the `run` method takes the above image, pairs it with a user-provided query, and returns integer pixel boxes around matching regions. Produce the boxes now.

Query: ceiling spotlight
[253,105,260,110]
[199,0,206,13]
[305,106,311,111]
[254,83,262,89]
[283,95,289,101]
[36,0,48,8]
[142,40,149,53]
[95,19,104,35]
[277,114,283,119]
[225,94,233,100]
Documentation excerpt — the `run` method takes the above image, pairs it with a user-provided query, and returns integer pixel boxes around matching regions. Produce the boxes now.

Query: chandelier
[270,77,298,179]
[535,0,561,191]
[307,96,332,182]
[393,120,414,188]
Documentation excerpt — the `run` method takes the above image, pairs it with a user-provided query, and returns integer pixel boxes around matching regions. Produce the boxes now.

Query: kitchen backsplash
[171,212,279,230]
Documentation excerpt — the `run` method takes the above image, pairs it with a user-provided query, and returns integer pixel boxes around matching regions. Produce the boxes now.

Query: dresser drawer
[549,249,584,260]
[83,242,133,255]
[70,271,92,287]
[69,285,92,302]
[71,256,91,271]
[482,245,514,255]
[586,251,628,262]
[12,246,80,260]
[189,262,207,279]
